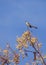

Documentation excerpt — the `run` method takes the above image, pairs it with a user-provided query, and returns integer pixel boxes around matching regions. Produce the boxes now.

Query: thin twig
[33,45,46,65]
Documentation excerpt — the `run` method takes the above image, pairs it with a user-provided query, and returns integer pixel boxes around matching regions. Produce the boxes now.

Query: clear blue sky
[0,0,46,65]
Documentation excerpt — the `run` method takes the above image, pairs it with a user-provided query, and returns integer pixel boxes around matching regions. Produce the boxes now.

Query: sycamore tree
[0,22,46,65]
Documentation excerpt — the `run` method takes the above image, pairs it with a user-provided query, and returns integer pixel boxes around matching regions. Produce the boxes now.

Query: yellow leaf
[16,43,23,49]
[31,37,37,45]
[3,50,8,54]
[22,31,30,38]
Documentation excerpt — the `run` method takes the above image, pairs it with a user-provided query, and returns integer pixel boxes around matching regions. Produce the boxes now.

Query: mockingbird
[26,22,38,29]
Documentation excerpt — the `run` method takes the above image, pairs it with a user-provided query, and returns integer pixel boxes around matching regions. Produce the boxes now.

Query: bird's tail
[32,26,38,29]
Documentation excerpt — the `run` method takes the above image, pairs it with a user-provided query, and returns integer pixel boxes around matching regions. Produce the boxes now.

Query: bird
[25,21,38,29]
